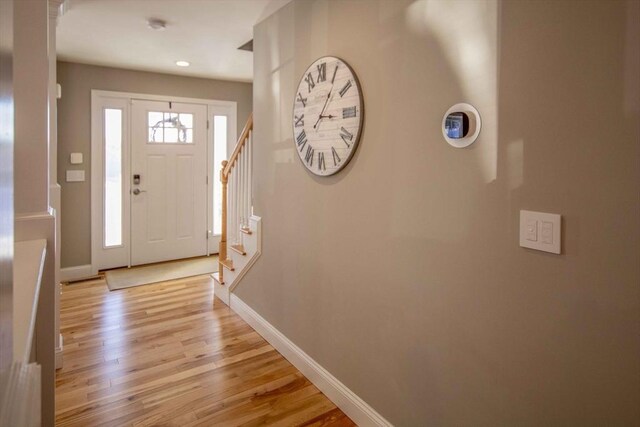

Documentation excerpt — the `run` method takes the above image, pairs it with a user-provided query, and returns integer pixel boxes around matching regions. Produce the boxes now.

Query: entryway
[130,100,207,265]
[91,91,237,274]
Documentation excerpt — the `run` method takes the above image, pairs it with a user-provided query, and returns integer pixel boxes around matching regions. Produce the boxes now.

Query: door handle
[132,188,147,195]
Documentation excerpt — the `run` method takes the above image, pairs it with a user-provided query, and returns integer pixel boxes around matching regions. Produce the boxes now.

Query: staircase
[212,114,261,305]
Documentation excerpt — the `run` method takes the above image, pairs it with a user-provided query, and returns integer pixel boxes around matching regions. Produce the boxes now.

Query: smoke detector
[147,18,167,31]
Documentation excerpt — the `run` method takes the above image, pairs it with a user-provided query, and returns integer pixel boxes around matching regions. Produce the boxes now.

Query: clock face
[293,56,364,176]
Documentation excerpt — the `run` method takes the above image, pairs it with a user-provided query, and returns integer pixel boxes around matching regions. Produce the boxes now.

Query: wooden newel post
[219,160,228,284]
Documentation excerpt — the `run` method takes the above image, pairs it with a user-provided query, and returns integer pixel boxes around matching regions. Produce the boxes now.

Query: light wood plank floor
[56,274,355,426]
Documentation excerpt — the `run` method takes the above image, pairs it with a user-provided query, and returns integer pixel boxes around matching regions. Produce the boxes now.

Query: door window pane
[104,108,123,247]
[213,115,227,235]
[147,111,193,143]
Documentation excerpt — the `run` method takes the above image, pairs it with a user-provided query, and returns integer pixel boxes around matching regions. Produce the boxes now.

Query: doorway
[91,90,236,273]
[131,100,207,265]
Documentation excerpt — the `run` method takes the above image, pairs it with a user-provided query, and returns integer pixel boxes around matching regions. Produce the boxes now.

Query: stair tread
[240,226,252,235]
[219,258,235,271]
[211,271,224,285]
[230,244,246,255]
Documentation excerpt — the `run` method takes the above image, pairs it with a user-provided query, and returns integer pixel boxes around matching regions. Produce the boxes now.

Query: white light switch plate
[70,152,83,164]
[66,170,85,182]
[520,210,561,254]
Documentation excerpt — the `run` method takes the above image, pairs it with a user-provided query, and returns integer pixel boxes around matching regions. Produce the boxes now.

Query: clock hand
[313,92,332,129]
[313,114,337,131]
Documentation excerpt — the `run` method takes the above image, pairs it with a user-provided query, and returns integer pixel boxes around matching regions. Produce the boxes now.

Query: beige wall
[240,0,640,425]
[14,0,49,214]
[57,61,252,267]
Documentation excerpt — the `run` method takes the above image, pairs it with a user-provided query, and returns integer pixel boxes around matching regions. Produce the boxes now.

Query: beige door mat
[105,256,218,291]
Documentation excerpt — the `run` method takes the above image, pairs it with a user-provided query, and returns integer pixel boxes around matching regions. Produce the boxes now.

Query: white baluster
[234,165,239,244]
[240,148,245,232]
[238,149,244,234]
[236,153,241,241]
[243,142,248,227]
[233,166,238,245]
[247,131,252,221]
[240,150,244,230]
[241,146,246,230]
[227,168,231,248]
[227,167,232,248]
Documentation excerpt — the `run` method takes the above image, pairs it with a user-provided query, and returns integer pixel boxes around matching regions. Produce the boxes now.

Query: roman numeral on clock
[331,146,341,166]
[294,114,304,127]
[296,129,307,150]
[340,127,353,148]
[305,145,314,167]
[297,92,307,107]
[305,73,315,92]
[339,79,352,97]
[318,151,326,171]
[316,62,326,83]
[343,106,356,119]
[331,64,338,84]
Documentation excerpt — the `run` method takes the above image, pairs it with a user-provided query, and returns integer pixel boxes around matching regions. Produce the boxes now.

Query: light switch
[541,221,553,244]
[70,152,83,164]
[66,170,85,182]
[520,210,561,254]
[525,219,538,241]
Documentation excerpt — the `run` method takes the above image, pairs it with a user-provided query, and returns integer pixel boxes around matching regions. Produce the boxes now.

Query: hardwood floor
[56,274,355,426]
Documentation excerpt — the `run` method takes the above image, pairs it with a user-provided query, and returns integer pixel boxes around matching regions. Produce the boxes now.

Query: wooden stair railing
[219,113,253,284]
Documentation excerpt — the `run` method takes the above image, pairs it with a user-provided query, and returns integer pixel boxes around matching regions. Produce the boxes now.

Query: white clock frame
[292,56,364,176]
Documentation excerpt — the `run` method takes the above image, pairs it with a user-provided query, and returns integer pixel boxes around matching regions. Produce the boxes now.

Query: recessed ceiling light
[147,18,166,31]
[175,61,190,67]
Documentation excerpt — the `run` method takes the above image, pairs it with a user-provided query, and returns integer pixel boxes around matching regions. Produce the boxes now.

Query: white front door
[130,100,208,266]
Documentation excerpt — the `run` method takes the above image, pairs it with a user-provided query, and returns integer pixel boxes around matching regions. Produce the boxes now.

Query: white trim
[60,265,95,282]
[15,210,55,222]
[90,90,237,274]
[91,95,131,273]
[228,215,262,292]
[229,294,393,427]
[91,90,237,110]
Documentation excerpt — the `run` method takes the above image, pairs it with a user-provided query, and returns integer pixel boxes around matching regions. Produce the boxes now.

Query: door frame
[90,90,237,275]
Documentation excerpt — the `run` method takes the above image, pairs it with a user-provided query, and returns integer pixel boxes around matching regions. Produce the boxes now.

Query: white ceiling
[56,0,290,82]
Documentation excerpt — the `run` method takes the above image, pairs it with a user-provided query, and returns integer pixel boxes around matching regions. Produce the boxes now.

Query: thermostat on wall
[442,103,481,148]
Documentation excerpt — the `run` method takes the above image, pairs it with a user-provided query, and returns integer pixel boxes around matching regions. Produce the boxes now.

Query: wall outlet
[519,210,561,254]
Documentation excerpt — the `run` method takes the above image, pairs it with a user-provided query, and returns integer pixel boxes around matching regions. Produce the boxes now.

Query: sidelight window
[104,108,123,247]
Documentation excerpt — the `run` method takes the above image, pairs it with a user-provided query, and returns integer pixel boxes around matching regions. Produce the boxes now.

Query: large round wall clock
[292,56,364,176]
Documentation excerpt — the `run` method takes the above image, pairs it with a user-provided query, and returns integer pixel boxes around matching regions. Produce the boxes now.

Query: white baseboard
[230,294,392,427]
[60,264,94,282]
